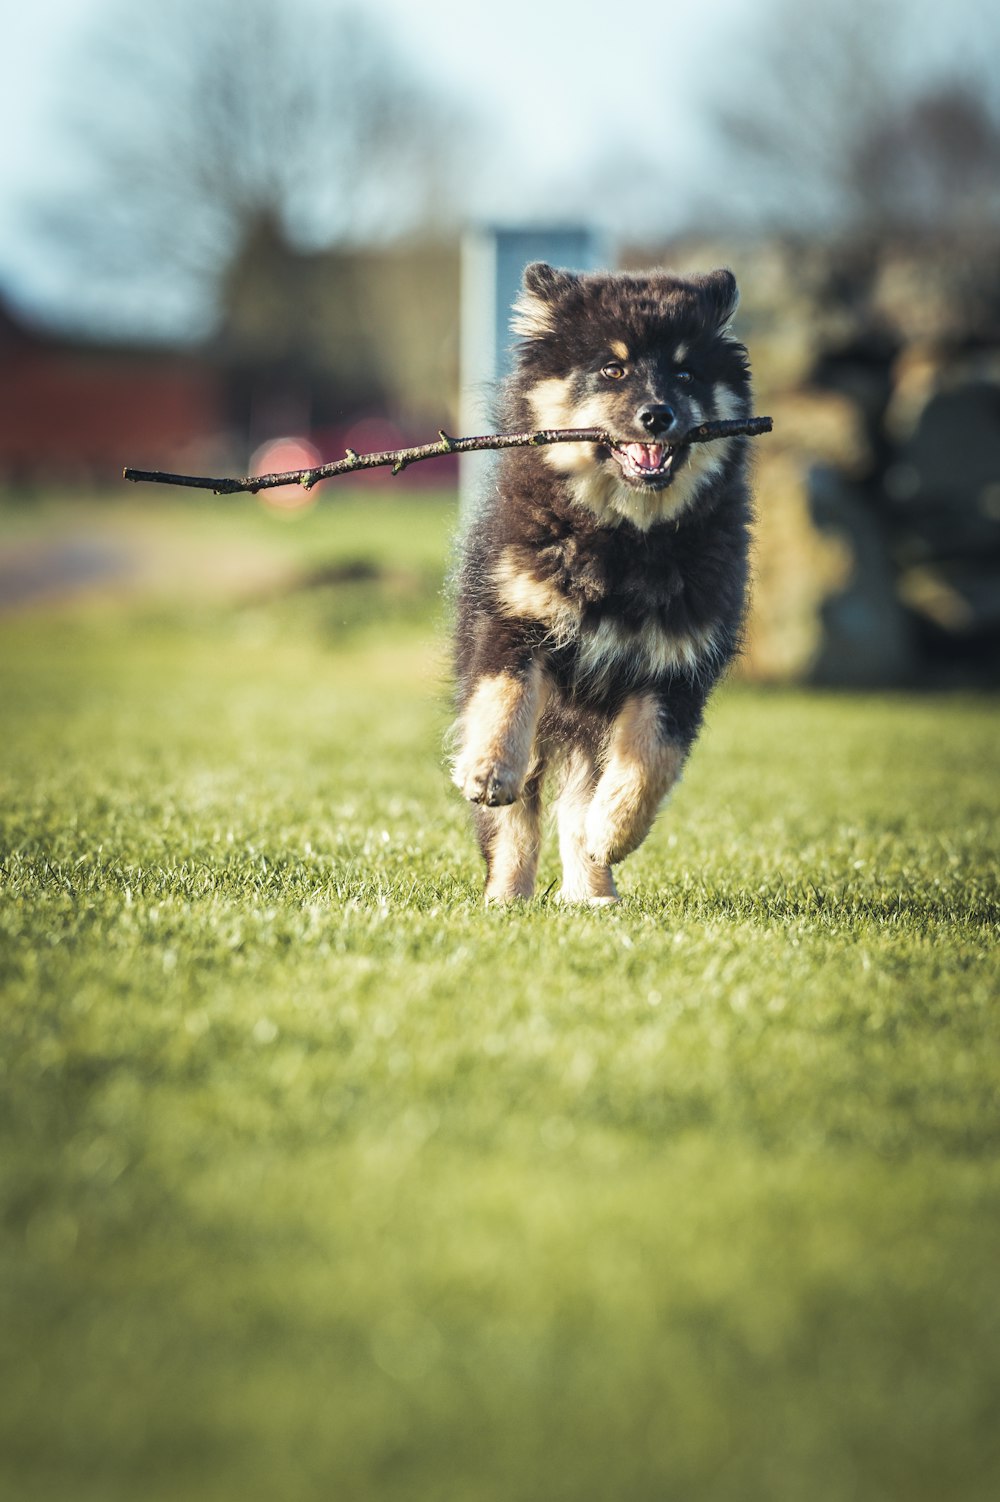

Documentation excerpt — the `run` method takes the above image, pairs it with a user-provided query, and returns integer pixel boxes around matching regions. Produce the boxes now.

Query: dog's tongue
[624,443,665,470]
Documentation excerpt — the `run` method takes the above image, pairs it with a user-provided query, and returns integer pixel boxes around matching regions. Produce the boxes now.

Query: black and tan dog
[452,262,754,904]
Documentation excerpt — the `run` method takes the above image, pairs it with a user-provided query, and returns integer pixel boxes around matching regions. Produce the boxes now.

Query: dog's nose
[638,404,678,437]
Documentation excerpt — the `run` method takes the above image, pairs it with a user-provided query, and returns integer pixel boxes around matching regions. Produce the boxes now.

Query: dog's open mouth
[607,441,688,489]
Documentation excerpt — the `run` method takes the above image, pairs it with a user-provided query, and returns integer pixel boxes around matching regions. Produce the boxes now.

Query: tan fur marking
[585,694,685,866]
[510,290,554,340]
[482,796,542,904]
[575,616,721,691]
[453,664,551,807]
[556,752,619,905]
[493,550,582,641]
[526,381,609,475]
[526,375,572,430]
[713,385,748,422]
[609,339,630,361]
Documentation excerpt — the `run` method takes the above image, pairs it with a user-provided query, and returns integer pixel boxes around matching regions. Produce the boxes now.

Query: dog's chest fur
[484,467,749,694]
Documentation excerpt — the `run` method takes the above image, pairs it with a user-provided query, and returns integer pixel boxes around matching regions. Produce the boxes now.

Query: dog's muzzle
[607,439,689,489]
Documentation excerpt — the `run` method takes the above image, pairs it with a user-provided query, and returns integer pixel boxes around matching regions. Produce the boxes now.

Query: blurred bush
[628,234,1000,686]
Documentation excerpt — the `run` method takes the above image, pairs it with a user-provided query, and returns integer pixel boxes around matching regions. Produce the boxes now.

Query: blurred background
[2,0,999,685]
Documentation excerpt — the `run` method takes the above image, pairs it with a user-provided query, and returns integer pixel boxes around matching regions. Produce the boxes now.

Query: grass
[1,489,999,1501]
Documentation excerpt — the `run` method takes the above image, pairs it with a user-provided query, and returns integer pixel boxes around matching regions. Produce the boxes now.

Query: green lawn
[1,491,999,1501]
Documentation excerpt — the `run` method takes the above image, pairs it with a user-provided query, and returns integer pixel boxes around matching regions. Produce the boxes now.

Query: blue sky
[1,0,993,337]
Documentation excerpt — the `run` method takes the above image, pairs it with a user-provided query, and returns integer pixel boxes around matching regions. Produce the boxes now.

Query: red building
[0,295,227,487]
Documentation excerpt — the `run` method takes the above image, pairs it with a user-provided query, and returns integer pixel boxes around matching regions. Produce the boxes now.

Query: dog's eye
[676,368,694,384]
[601,361,627,380]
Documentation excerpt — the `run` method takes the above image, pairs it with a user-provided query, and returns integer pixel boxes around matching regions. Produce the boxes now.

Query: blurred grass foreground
[1,487,999,1502]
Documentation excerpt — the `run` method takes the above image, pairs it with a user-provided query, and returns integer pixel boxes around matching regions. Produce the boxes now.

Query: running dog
[452,262,754,904]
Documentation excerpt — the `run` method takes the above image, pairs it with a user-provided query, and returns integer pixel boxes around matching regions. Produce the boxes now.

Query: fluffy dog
[452,262,754,904]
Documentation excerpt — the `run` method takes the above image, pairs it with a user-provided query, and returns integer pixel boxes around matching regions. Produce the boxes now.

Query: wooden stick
[123,417,773,496]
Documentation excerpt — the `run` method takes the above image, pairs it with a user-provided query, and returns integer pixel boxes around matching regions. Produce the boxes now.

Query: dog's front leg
[585,692,687,868]
[453,656,551,808]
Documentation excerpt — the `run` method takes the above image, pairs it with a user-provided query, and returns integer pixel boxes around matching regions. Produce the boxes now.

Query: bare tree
[707,0,1000,234]
[852,83,1000,232]
[35,0,459,337]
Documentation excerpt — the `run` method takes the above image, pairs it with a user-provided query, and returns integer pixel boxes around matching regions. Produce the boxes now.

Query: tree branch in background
[709,0,1000,233]
[123,418,773,495]
[31,0,461,338]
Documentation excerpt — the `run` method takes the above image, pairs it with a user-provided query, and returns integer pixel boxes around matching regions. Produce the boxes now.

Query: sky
[0,0,995,339]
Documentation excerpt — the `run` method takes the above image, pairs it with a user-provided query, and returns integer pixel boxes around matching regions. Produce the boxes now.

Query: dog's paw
[454,756,522,807]
[556,889,620,907]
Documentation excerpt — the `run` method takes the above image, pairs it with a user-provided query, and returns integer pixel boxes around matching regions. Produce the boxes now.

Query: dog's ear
[522,262,580,300]
[511,262,581,339]
[697,268,740,332]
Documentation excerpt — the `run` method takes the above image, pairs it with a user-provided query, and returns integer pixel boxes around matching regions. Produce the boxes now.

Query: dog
[452,262,754,904]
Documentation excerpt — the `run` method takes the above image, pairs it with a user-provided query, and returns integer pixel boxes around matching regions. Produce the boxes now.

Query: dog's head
[510,263,752,527]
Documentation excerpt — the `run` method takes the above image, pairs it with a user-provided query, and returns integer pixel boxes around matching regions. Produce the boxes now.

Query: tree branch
[123,416,773,495]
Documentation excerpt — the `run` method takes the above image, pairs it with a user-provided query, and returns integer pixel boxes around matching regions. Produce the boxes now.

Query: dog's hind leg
[585,693,686,868]
[555,751,619,906]
[475,767,544,904]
